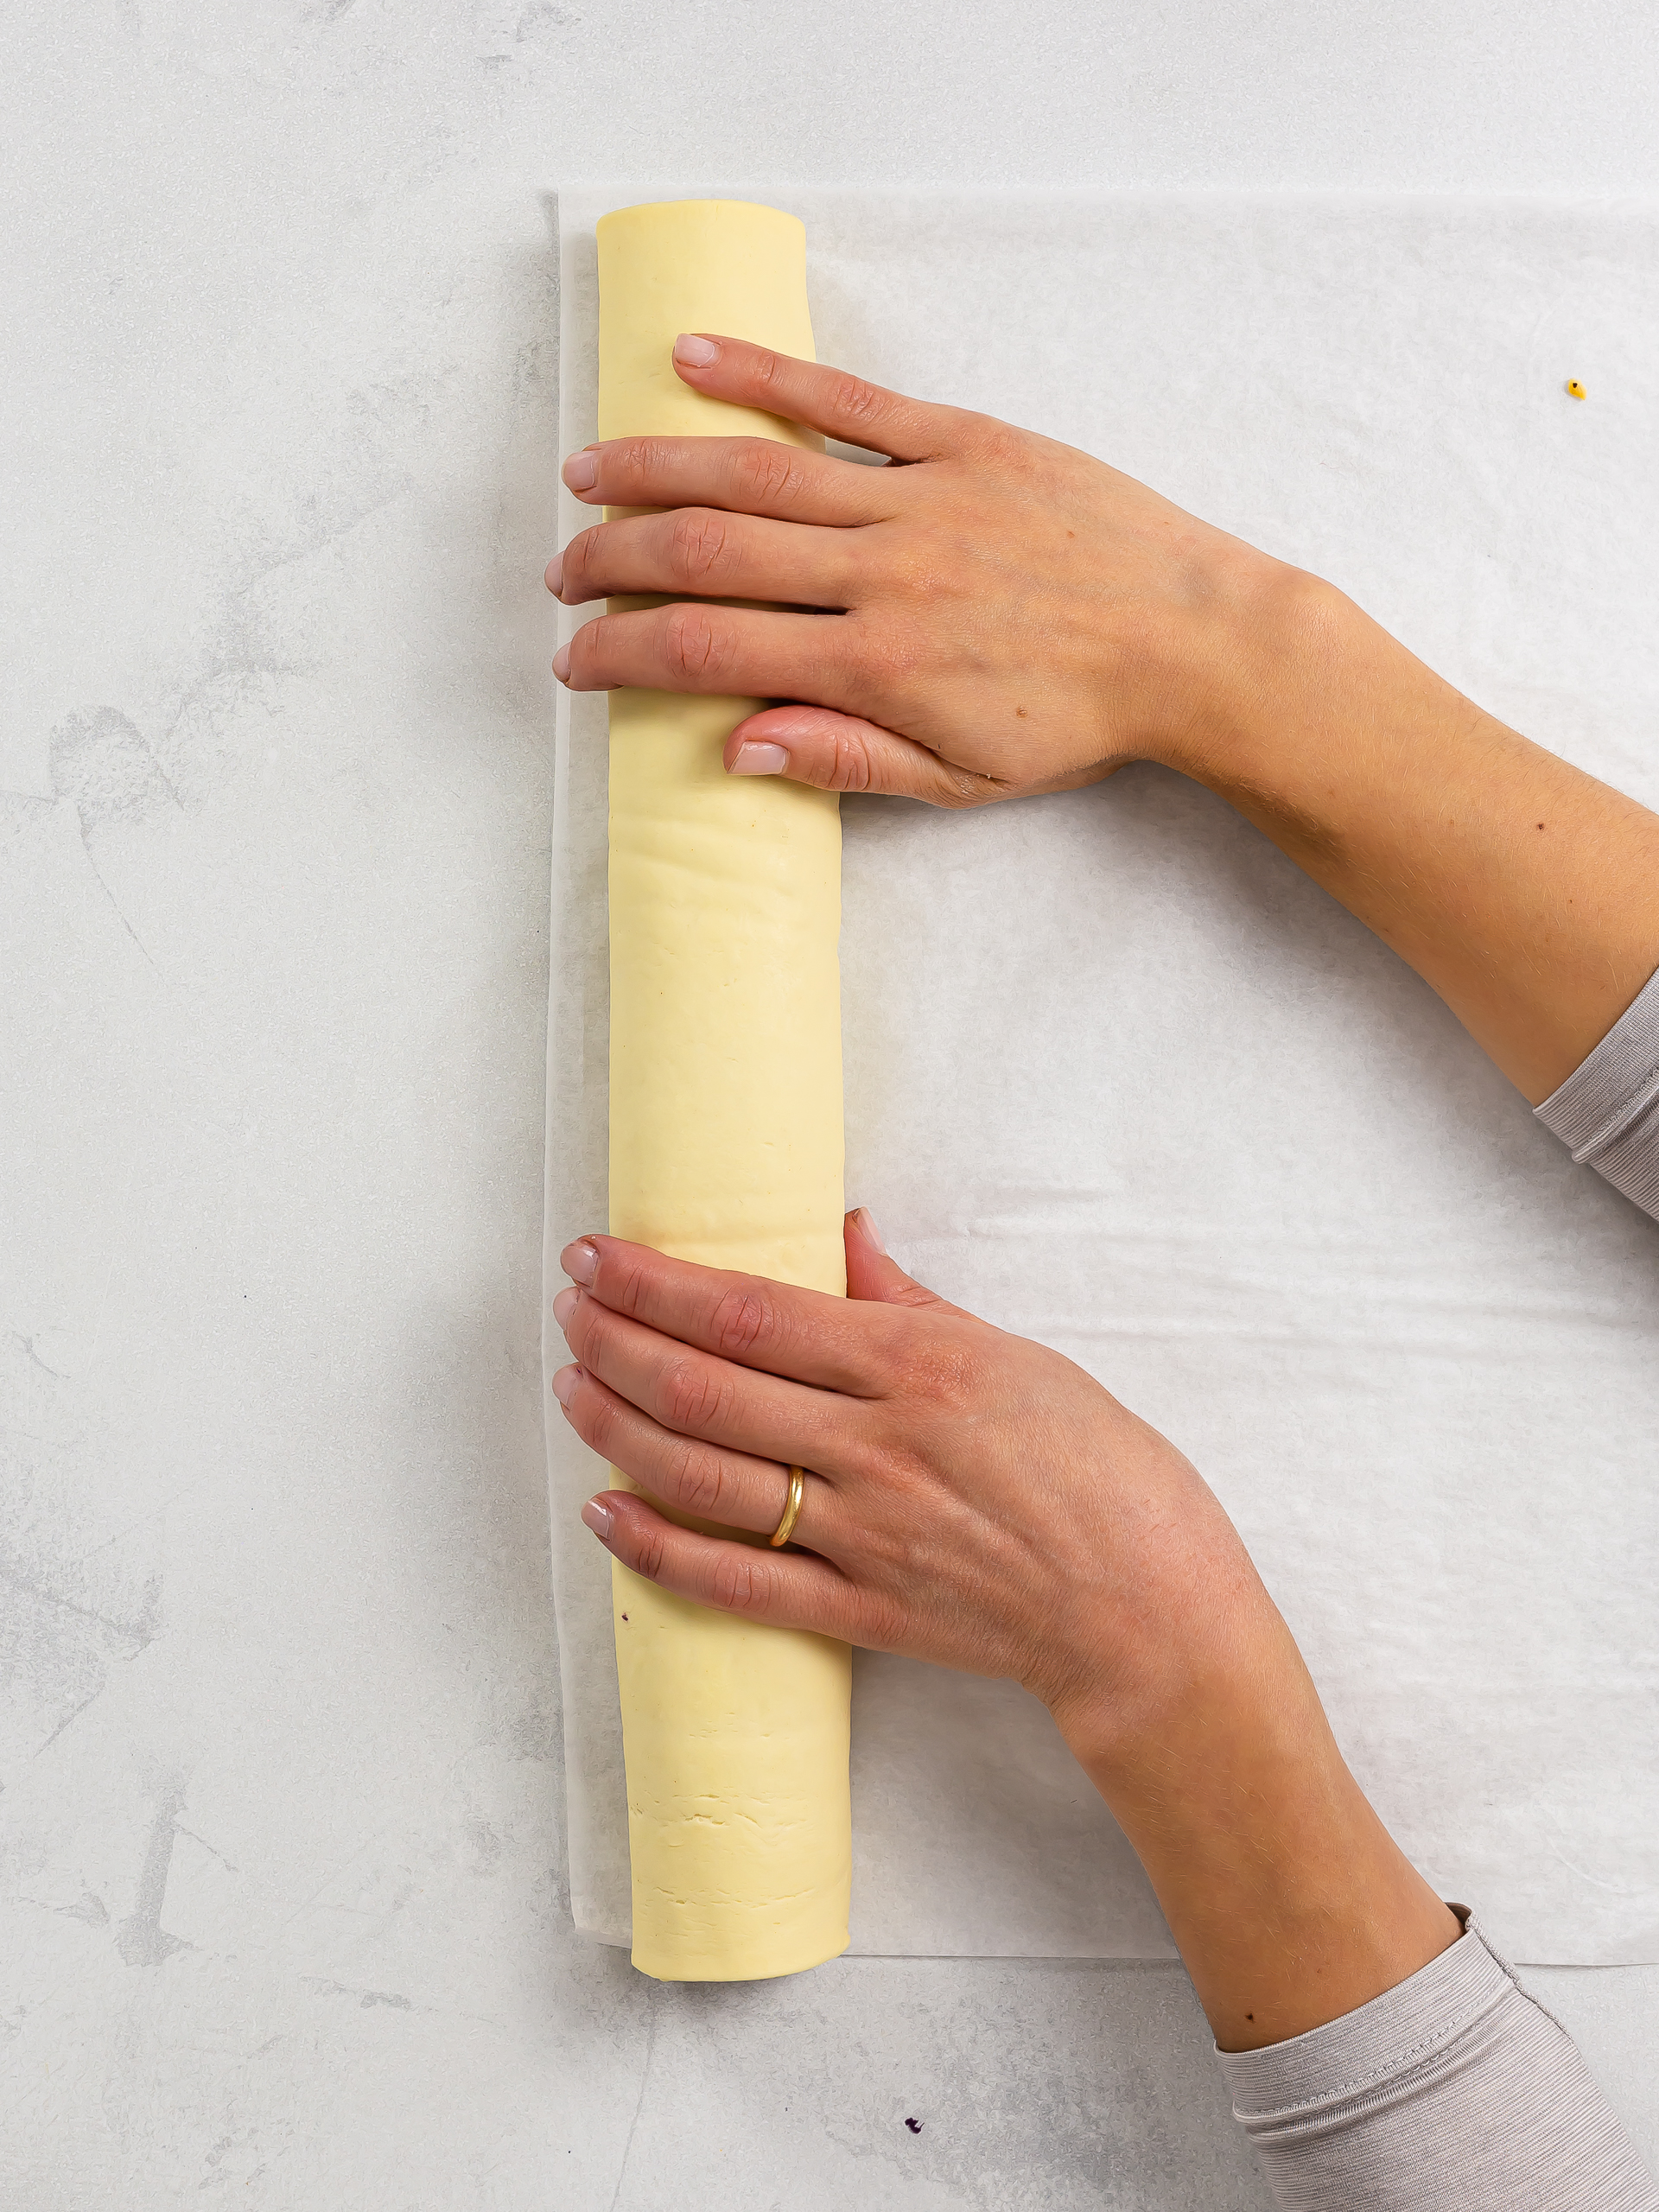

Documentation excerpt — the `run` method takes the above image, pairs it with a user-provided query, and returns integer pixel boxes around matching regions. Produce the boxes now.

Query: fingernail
[582,1497,613,1539]
[731,741,789,777]
[552,1286,580,1331]
[563,451,599,492]
[553,644,571,683]
[674,334,721,368]
[545,551,564,597]
[551,1363,583,1408]
[852,1205,887,1255]
[563,1238,598,1285]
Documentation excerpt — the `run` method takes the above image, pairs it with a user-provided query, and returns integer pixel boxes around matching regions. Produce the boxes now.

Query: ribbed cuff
[1215,1912,1659,2212]
[1217,1910,1511,2128]
[1535,965,1659,1219]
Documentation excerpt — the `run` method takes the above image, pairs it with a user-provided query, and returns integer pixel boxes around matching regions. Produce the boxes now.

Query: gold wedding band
[768,1465,807,1548]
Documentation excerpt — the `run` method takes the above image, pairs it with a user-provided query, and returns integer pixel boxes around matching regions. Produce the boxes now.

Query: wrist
[1116,540,1324,782]
[1047,1599,1459,2050]
[1045,1584,1325,1817]
[1154,556,1357,786]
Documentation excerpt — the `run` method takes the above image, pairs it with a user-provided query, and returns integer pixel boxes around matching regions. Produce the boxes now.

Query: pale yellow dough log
[598,200,852,1982]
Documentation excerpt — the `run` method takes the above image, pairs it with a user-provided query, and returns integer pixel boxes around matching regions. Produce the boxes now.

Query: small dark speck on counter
[905,2117,922,2134]
[620,1613,629,1621]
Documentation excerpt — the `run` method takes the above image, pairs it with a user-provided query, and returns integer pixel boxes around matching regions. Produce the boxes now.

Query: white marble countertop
[4,4,1658,2205]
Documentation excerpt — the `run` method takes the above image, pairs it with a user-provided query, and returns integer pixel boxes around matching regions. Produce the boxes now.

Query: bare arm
[551,336,1659,1105]
[1181,582,1659,1103]
[549,1221,1656,2207]
[547,343,1659,2201]
[551,1215,1457,2055]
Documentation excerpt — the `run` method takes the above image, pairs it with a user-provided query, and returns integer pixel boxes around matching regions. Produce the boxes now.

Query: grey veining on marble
[4,3,1659,2206]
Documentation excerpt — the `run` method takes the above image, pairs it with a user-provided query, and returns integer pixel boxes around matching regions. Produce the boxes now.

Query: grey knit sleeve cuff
[1535,965,1659,1220]
[1216,1914,1659,2212]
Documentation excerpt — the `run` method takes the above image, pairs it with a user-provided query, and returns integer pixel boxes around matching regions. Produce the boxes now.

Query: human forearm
[549,340,1659,2198]
[1052,1583,1459,2052]
[555,342,1659,1107]
[550,1224,1654,2200]
[551,1217,1458,2056]
[1155,568,1659,1103]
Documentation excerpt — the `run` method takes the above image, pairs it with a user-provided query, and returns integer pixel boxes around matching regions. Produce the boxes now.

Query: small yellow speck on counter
[1567,378,1586,399]
[598,199,853,1983]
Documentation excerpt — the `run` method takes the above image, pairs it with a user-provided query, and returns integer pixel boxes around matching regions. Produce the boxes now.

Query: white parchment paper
[545,188,1659,1966]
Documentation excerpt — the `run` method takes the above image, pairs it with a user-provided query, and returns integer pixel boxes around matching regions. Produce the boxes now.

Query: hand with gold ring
[767,1465,806,1548]
[549,1207,1457,2055]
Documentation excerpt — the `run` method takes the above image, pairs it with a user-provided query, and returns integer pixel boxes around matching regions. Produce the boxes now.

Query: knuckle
[563,523,603,597]
[667,507,735,587]
[854,1312,906,1382]
[608,1253,652,1320]
[959,410,1020,463]
[620,435,676,489]
[861,1592,909,1649]
[896,1330,978,1407]
[563,1294,601,1362]
[731,440,801,508]
[658,1356,728,1434]
[582,1389,620,1457]
[828,371,887,429]
[709,1285,773,1360]
[886,540,953,603]
[936,767,998,812]
[710,1548,768,1614]
[826,725,875,793]
[569,611,612,678]
[661,603,732,683]
[661,1437,727,1519]
[852,1510,918,1584]
[631,1522,668,1583]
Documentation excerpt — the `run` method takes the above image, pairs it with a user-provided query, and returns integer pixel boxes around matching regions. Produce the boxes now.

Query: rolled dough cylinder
[598,199,852,1982]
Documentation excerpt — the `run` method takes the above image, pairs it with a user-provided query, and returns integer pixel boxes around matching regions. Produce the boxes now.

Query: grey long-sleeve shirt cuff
[1216,1915,1659,2211]
[1211,976,1659,2209]
[1536,964,1659,1219]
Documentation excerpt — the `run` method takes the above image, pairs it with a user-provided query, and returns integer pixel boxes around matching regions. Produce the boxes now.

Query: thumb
[843,1207,945,1310]
[725,705,1003,810]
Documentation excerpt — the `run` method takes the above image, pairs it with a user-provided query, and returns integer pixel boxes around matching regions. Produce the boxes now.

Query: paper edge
[540,183,1659,1968]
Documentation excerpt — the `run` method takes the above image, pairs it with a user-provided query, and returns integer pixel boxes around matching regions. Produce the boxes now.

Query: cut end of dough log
[596,200,818,448]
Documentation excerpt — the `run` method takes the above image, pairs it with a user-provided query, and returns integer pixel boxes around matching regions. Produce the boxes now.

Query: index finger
[671,334,979,463]
[558,1234,895,1395]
